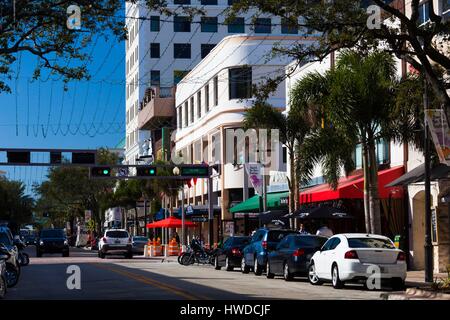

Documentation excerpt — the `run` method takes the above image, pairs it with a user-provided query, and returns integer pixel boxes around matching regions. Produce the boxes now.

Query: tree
[243,101,311,218]
[0,0,127,93]
[33,148,118,234]
[0,177,34,229]
[292,50,399,234]
[113,179,144,236]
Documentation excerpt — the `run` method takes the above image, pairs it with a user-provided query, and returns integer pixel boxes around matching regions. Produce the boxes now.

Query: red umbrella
[146,216,197,228]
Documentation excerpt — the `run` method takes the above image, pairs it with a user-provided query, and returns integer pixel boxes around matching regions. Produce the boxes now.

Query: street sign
[425,109,450,166]
[180,165,209,177]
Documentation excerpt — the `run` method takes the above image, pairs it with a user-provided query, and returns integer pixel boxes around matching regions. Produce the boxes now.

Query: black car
[37,229,69,257]
[242,228,299,275]
[214,236,252,271]
[266,234,328,281]
[0,226,21,288]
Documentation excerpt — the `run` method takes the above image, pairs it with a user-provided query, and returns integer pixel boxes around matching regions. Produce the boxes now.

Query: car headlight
[64,240,69,246]
[39,240,44,246]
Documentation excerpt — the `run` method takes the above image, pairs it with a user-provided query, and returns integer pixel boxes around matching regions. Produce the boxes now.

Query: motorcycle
[14,237,29,266]
[181,239,215,266]
[0,244,19,288]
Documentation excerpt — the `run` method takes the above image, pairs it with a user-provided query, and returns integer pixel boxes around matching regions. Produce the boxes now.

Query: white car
[98,229,133,259]
[308,233,407,290]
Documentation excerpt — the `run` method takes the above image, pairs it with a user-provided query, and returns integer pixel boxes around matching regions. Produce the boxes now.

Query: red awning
[146,216,197,228]
[299,166,404,204]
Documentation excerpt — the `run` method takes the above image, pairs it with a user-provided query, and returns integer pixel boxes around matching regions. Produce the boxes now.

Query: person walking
[298,223,309,234]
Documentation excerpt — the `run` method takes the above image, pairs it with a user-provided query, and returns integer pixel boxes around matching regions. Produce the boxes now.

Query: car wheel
[225,257,233,271]
[5,264,19,288]
[283,262,293,281]
[266,261,275,279]
[0,276,6,299]
[21,253,30,266]
[241,257,250,274]
[332,264,344,289]
[214,256,221,270]
[308,262,322,285]
[254,256,262,276]
[391,278,405,291]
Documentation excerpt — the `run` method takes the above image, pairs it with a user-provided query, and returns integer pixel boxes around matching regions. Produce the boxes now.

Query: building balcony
[138,86,176,130]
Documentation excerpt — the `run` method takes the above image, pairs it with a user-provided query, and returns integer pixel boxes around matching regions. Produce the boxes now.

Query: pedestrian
[298,223,309,234]
[173,231,180,245]
[316,223,333,238]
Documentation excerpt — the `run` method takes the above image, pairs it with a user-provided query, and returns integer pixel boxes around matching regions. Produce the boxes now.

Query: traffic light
[72,152,96,164]
[7,151,30,164]
[136,166,157,176]
[90,166,111,177]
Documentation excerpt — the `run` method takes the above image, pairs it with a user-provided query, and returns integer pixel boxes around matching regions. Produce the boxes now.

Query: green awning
[230,191,289,213]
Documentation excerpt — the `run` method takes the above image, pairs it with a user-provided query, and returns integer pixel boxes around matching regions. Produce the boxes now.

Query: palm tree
[243,101,312,219]
[291,50,398,234]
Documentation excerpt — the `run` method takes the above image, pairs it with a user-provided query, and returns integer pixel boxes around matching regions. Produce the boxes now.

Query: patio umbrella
[146,216,197,228]
[292,206,354,220]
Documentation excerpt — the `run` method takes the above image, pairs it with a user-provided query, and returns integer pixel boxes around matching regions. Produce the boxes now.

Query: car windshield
[348,237,395,249]
[133,237,148,241]
[0,232,12,245]
[106,231,128,238]
[232,237,251,245]
[267,231,296,242]
[293,236,328,248]
[41,229,65,238]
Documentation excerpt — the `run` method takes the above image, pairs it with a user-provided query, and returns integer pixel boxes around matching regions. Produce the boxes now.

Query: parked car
[241,228,299,275]
[214,236,251,271]
[308,233,407,290]
[0,226,21,288]
[266,234,328,281]
[0,245,10,298]
[98,229,133,259]
[132,236,149,254]
[37,228,70,257]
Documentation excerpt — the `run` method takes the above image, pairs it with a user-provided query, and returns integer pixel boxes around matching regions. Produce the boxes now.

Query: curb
[381,288,450,300]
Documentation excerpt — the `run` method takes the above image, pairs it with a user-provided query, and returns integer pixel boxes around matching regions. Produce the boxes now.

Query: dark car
[214,236,251,271]
[266,234,328,281]
[242,228,299,275]
[0,247,9,298]
[23,234,37,246]
[37,229,69,257]
[0,226,21,288]
[132,236,149,254]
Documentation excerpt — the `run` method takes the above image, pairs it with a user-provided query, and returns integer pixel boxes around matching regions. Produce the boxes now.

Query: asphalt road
[5,246,395,300]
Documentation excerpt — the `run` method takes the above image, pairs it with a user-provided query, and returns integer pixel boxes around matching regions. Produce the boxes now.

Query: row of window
[126,129,139,149]
[127,19,139,50]
[126,45,139,76]
[418,0,450,25]
[126,73,139,100]
[177,67,252,129]
[150,15,302,35]
[150,43,216,59]
[126,99,139,125]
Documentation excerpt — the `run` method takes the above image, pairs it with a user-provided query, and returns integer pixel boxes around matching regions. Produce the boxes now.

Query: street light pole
[423,79,434,282]
[144,198,147,238]
[181,186,186,250]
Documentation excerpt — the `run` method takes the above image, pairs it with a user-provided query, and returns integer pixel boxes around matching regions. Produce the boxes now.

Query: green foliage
[0,177,34,225]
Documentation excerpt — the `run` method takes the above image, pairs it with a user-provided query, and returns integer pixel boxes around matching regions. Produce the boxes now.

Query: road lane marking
[91,263,210,300]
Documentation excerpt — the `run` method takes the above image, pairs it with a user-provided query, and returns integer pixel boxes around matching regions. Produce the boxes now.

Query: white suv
[98,229,133,259]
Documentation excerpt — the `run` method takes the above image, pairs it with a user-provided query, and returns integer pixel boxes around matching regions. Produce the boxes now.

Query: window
[201,17,218,32]
[174,0,190,4]
[201,44,216,58]
[150,43,160,58]
[205,84,210,112]
[184,102,188,127]
[178,106,182,129]
[190,97,194,123]
[173,70,190,85]
[254,18,271,33]
[418,1,430,25]
[376,138,389,164]
[197,91,202,118]
[150,16,160,31]
[174,16,191,32]
[321,238,336,251]
[281,17,298,34]
[135,46,138,62]
[348,237,395,249]
[151,70,160,86]
[106,230,129,238]
[444,0,450,12]
[282,146,287,164]
[228,17,245,33]
[174,43,191,59]
[229,67,252,99]
[201,0,217,4]
[213,76,218,106]
[126,110,129,124]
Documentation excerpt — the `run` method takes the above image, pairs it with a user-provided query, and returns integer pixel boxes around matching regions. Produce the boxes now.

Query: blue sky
[0,17,126,196]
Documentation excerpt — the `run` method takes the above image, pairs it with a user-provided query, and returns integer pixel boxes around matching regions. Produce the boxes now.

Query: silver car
[132,236,149,255]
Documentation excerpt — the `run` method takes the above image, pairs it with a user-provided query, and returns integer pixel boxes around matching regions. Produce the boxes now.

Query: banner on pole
[425,109,450,165]
[245,163,263,195]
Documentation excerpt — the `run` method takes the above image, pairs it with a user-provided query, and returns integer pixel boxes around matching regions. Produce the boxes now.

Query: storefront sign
[425,109,450,165]
[186,205,194,215]
[234,212,259,218]
[245,163,263,195]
